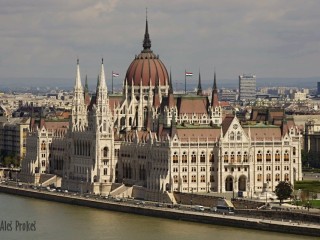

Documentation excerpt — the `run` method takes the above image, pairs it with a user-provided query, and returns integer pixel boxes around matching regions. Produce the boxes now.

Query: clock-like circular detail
[233,124,238,129]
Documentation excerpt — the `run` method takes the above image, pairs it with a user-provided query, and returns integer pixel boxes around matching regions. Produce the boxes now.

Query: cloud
[0,0,320,86]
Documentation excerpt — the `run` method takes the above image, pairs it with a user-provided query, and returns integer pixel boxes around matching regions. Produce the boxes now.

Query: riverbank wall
[0,185,319,237]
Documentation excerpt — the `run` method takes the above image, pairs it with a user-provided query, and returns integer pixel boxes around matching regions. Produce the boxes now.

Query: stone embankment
[0,185,319,237]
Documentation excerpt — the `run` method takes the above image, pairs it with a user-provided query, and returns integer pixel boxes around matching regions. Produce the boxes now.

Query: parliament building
[21,17,303,201]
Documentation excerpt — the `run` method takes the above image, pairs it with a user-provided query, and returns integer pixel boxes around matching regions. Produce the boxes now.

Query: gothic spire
[143,9,152,51]
[84,75,89,93]
[74,58,83,90]
[211,70,219,108]
[169,68,173,94]
[99,58,107,90]
[197,69,203,96]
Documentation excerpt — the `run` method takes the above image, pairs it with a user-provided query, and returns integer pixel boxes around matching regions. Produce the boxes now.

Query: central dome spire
[142,8,152,51]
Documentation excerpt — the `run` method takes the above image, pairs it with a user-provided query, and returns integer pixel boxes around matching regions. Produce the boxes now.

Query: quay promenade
[0,184,319,237]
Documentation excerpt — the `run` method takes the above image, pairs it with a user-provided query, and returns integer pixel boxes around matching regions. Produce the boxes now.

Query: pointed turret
[211,71,219,108]
[74,59,83,91]
[84,75,91,106]
[84,75,89,93]
[197,70,203,96]
[153,73,161,108]
[168,69,175,108]
[99,58,107,91]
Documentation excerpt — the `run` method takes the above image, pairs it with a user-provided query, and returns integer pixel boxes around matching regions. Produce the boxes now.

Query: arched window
[173,175,178,183]
[257,174,262,182]
[275,150,280,162]
[237,151,241,162]
[173,152,178,164]
[275,173,280,181]
[257,150,262,162]
[237,131,241,140]
[243,152,248,162]
[266,173,271,182]
[284,150,289,162]
[230,132,235,140]
[209,151,214,162]
[266,150,271,162]
[182,152,188,164]
[103,147,108,157]
[200,151,205,163]
[104,168,108,175]
[230,152,235,163]
[224,151,228,163]
[293,147,296,156]
[191,152,197,163]
[182,175,187,183]
[284,173,289,181]
[41,141,46,150]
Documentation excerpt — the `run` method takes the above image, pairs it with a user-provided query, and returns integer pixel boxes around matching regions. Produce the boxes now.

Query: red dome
[125,18,169,87]
[125,51,168,87]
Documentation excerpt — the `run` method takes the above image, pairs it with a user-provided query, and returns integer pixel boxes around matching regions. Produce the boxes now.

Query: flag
[112,72,119,77]
[185,71,193,76]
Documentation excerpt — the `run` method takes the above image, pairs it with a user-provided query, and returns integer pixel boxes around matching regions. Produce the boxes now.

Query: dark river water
[0,193,317,240]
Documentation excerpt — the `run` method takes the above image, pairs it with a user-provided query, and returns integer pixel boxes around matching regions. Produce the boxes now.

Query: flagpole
[112,71,114,94]
[185,69,186,94]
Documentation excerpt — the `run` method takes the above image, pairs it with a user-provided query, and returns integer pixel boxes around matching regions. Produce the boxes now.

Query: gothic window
[182,175,187,183]
[275,150,280,162]
[284,150,289,162]
[293,147,296,156]
[237,151,241,162]
[173,152,178,164]
[191,152,196,163]
[237,131,241,141]
[275,173,280,181]
[200,151,205,163]
[230,132,235,141]
[191,175,196,183]
[224,151,228,163]
[182,152,188,163]
[209,151,214,162]
[230,152,235,163]
[41,160,45,167]
[201,175,205,183]
[284,173,289,181]
[173,175,178,183]
[257,174,262,182]
[104,168,108,175]
[266,173,271,182]
[41,141,46,150]
[266,151,271,162]
[257,151,262,162]
[103,147,108,157]
[243,151,248,162]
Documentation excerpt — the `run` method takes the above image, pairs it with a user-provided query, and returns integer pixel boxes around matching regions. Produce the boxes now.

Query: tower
[70,59,88,132]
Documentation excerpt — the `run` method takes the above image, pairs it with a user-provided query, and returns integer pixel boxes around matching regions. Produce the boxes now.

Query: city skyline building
[239,74,256,102]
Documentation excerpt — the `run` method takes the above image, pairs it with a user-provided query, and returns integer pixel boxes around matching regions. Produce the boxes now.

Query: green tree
[275,181,293,204]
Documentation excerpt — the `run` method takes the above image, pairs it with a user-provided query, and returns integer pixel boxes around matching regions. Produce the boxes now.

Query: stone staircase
[110,184,132,198]
[40,174,61,187]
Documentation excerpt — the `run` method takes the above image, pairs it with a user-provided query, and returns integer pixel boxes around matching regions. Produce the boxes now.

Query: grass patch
[294,181,320,193]
[293,200,320,209]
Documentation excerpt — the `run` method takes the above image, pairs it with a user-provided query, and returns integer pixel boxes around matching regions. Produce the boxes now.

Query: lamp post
[190,188,193,207]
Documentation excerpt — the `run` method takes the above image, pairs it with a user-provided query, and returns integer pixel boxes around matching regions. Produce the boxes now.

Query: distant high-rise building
[239,74,256,101]
[317,82,320,96]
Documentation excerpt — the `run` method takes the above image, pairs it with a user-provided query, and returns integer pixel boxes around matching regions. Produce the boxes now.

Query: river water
[0,193,317,240]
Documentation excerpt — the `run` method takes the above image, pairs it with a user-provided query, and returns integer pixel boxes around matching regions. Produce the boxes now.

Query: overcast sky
[1,0,320,87]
